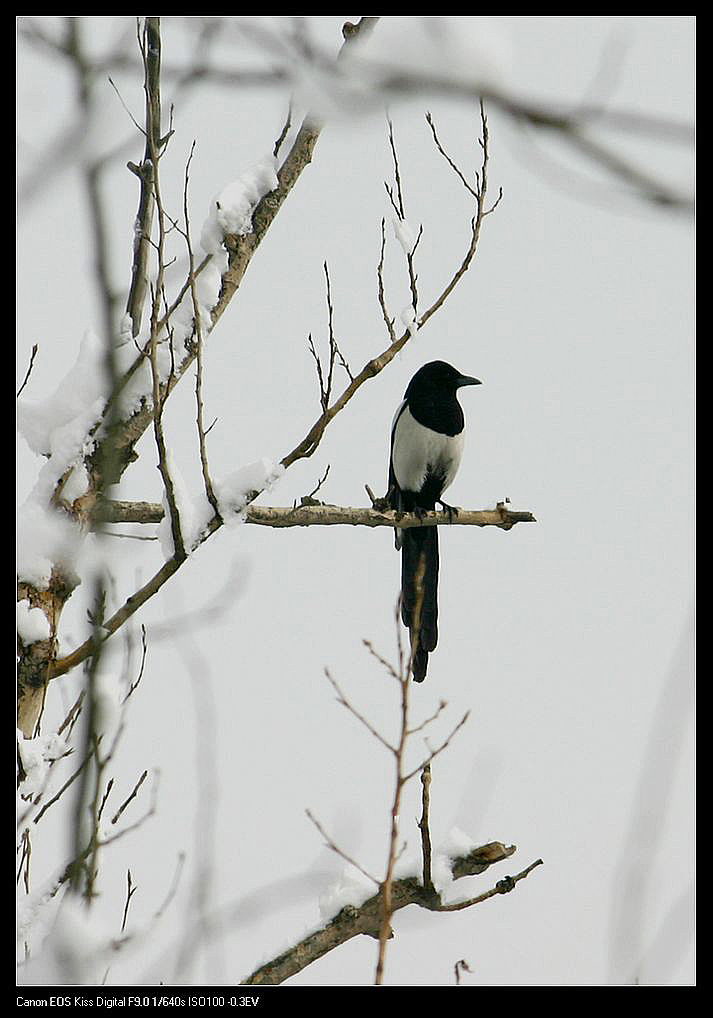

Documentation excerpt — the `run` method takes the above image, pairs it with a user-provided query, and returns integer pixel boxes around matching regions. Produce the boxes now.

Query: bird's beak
[457,374,482,388]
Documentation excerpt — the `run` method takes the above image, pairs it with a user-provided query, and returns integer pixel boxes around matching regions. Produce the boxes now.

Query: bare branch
[426,112,479,199]
[302,464,331,503]
[305,809,380,887]
[95,499,535,530]
[454,958,473,984]
[273,101,293,159]
[386,119,421,320]
[183,139,221,522]
[376,219,397,342]
[429,857,544,912]
[324,667,396,754]
[402,709,471,782]
[418,765,434,895]
[420,100,499,330]
[16,344,39,399]
[121,869,138,933]
[110,770,148,826]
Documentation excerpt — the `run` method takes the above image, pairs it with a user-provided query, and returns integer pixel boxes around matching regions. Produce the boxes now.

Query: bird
[387,360,481,682]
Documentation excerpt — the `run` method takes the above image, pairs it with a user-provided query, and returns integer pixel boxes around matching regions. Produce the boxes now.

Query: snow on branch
[240,841,542,985]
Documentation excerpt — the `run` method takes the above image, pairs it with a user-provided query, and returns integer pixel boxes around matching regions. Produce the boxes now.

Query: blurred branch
[125,17,162,338]
[88,17,379,498]
[19,18,693,214]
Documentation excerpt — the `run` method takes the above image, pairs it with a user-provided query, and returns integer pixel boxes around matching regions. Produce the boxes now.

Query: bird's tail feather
[401,525,439,682]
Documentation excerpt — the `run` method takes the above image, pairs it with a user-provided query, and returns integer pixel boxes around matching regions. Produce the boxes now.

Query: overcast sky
[17,16,694,987]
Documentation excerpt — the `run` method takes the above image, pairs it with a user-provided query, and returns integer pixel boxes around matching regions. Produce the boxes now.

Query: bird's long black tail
[401,525,439,682]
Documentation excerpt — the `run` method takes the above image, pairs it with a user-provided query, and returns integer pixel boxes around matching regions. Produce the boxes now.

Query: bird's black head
[404,360,482,400]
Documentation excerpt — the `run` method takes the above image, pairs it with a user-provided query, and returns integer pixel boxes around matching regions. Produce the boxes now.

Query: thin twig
[430,857,544,912]
[426,111,479,198]
[324,667,396,754]
[184,138,221,521]
[121,869,138,932]
[123,625,148,703]
[111,769,148,826]
[32,744,95,825]
[418,765,434,894]
[16,344,39,398]
[376,219,396,342]
[403,710,471,782]
[140,19,185,563]
[305,809,380,887]
[386,118,421,320]
[303,464,331,502]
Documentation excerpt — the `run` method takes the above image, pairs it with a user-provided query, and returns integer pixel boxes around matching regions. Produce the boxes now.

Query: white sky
[17,16,694,987]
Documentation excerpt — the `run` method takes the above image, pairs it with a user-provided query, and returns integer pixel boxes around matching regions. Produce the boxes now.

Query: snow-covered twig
[240,841,540,985]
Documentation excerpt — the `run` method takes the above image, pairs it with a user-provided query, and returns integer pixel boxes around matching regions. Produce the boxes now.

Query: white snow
[431,826,481,895]
[392,215,417,255]
[440,825,479,857]
[399,305,418,337]
[156,452,213,558]
[216,457,285,525]
[200,158,280,256]
[318,863,377,921]
[17,502,82,590]
[18,328,107,459]
[17,893,114,986]
[17,599,51,645]
[156,456,283,556]
[17,729,68,799]
[59,461,91,503]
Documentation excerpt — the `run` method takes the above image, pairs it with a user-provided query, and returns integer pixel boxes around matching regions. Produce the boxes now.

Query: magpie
[387,360,481,682]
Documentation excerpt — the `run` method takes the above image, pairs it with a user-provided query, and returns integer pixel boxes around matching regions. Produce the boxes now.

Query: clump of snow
[194,256,225,316]
[17,729,67,799]
[318,863,377,922]
[17,599,51,645]
[400,305,418,337]
[17,328,107,460]
[18,893,113,986]
[393,846,419,880]
[156,453,213,558]
[440,825,479,857]
[17,502,82,590]
[60,461,91,503]
[392,215,417,255]
[156,456,283,556]
[200,157,279,256]
[431,826,480,894]
[116,312,134,347]
[216,457,285,525]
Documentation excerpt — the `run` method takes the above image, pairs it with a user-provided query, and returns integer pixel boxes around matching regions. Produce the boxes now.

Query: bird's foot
[367,483,397,512]
[436,499,459,523]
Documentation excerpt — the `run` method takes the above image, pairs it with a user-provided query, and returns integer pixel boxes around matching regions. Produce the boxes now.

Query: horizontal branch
[240,841,542,985]
[95,499,536,531]
[53,497,534,680]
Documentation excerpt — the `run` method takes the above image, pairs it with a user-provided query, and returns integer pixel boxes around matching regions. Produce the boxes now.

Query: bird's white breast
[391,404,465,494]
